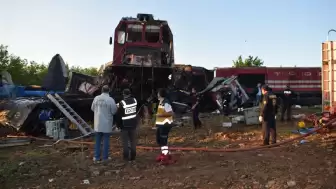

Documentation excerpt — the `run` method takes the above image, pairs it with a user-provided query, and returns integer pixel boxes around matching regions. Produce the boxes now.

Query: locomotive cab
[105,14,174,102]
[110,13,174,67]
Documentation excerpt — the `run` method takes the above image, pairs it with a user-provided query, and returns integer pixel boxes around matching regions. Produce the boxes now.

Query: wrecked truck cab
[169,76,249,115]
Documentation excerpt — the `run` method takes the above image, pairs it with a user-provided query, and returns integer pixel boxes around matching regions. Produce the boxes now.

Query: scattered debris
[294,105,301,109]
[91,170,100,177]
[300,140,309,144]
[222,122,232,127]
[0,137,31,148]
[231,115,245,124]
[265,180,275,188]
[287,180,296,187]
[243,106,259,125]
[292,114,306,119]
[81,179,90,185]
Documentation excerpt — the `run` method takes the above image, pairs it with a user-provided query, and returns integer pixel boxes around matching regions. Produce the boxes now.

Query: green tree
[68,65,99,76]
[0,44,99,86]
[232,55,264,67]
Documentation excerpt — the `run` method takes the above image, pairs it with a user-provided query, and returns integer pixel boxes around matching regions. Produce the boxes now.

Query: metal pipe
[327,29,336,41]
[141,59,144,100]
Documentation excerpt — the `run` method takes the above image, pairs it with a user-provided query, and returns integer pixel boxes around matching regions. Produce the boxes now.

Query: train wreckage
[1,13,321,139]
[0,55,247,137]
[0,14,248,137]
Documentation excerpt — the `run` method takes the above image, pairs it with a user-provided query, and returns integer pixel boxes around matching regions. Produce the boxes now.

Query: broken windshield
[145,25,160,43]
[124,47,161,66]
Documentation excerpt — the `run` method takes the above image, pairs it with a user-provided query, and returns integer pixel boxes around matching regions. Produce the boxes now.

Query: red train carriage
[215,67,321,106]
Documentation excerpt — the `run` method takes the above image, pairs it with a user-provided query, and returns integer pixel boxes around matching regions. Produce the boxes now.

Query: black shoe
[130,156,136,161]
[123,155,129,161]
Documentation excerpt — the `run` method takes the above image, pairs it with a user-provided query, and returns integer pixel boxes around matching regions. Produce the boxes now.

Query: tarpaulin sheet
[0,97,46,130]
[42,54,68,91]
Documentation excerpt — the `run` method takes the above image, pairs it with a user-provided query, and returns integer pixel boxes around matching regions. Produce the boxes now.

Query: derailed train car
[0,54,94,135]
[215,67,321,106]
[0,13,246,136]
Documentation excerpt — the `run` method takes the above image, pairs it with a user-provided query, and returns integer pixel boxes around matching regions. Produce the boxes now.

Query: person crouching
[117,89,138,162]
[155,89,175,165]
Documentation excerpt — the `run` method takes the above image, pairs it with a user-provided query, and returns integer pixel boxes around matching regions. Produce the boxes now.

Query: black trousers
[262,118,276,145]
[192,108,202,129]
[281,104,292,121]
[121,128,137,161]
[223,103,230,116]
[236,98,242,108]
[156,124,172,147]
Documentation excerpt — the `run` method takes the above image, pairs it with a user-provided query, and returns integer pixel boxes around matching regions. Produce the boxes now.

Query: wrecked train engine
[102,13,175,103]
[0,13,248,137]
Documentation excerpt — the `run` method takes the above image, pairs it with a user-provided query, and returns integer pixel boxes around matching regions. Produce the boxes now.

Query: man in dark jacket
[190,88,202,129]
[259,85,278,145]
[235,86,243,112]
[117,89,138,162]
[221,85,232,116]
[281,85,294,122]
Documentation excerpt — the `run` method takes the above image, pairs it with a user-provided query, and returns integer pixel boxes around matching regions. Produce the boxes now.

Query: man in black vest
[259,85,278,145]
[117,89,138,162]
[281,85,294,122]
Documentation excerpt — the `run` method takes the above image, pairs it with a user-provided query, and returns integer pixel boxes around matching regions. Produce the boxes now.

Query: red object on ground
[156,154,176,165]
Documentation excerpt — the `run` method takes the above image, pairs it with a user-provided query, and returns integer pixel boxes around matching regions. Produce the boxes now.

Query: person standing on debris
[191,87,202,129]
[221,84,232,116]
[235,86,243,112]
[254,83,262,106]
[91,85,117,163]
[155,88,175,164]
[259,85,278,145]
[281,85,294,122]
[117,89,138,162]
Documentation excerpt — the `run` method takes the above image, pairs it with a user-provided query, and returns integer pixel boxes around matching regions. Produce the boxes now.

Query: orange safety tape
[8,117,335,153]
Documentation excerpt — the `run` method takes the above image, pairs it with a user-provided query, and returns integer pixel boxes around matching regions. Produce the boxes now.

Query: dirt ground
[1,108,336,189]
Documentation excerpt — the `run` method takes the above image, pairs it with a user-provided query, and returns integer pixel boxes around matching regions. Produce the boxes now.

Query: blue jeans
[255,95,261,106]
[94,132,111,160]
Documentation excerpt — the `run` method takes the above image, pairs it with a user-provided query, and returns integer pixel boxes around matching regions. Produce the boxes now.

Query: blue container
[0,84,17,98]
[23,90,64,97]
[16,86,25,97]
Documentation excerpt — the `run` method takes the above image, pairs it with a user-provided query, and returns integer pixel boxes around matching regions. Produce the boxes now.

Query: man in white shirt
[91,85,117,163]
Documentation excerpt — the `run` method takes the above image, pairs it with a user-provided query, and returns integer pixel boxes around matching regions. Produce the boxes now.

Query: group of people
[255,83,294,122]
[91,85,175,164]
[90,82,295,164]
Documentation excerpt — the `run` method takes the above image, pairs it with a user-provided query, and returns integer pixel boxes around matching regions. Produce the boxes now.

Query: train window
[117,31,125,44]
[127,24,143,42]
[145,25,160,43]
[162,26,170,44]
